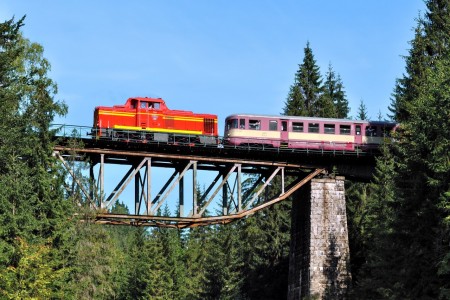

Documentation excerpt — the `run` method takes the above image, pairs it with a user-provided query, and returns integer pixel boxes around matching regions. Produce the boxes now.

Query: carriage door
[354,124,363,147]
[281,120,289,147]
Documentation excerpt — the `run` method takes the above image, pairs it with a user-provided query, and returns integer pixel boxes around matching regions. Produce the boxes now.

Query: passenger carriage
[223,114,396,152]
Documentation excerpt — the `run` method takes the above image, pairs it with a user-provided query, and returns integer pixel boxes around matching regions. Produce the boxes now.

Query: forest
[0,0,449,299]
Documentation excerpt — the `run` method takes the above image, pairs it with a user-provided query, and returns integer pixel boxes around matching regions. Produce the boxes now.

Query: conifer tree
[284,41,322,116]
[202,224,244,299]
[241,204,291,299]
[69,222,123,299]
[334,74,350,119]
[352,142,398,298]
[319,63,350,118]
[356,99,369,120]
[360,1,450,298]
[0,16,73,296]
[183,185,212,299]
[183,226,210,299]
[122,226,171,300]
[153,205,188,298]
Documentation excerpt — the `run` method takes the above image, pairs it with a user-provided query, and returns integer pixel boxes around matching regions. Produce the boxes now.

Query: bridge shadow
[322,232,351,300]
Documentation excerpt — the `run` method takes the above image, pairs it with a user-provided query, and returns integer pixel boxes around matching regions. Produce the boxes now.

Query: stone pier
[288,176,351,299]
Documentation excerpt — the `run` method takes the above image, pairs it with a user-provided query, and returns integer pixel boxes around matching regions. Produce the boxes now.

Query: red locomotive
[92,97,218,144]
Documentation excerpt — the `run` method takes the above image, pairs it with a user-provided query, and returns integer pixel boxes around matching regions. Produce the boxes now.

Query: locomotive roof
[225,113,396,125]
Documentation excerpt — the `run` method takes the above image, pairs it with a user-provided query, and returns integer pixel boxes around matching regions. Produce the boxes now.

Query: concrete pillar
[288,176,351,300]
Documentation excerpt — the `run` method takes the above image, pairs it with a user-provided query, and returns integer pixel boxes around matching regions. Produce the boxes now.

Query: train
[92,97,397,152]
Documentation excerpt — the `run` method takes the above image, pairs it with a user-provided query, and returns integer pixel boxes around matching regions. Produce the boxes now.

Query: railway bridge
[54,125,378,299]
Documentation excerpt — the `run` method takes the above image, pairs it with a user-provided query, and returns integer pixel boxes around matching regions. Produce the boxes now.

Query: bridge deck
[52,125,376,227]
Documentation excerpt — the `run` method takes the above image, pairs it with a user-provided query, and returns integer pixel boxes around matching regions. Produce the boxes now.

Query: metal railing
[51,124,378,156]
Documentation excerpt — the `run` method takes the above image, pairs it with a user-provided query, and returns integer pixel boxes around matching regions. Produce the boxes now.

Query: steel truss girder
[54,151,97,209]
[93,168,324,228]
[54,147,324,228]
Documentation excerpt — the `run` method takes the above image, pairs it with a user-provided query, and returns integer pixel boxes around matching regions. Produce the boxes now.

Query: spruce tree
[356,99,369,120]
[153,206,188,299]
[335,73,350,118]
[352,142,398,298]
[202,224,244,299]
[284,41,322,117]
[0,16,73,296]
[241,204,291,299]
[319,63,350,118]
[360,1,450,298]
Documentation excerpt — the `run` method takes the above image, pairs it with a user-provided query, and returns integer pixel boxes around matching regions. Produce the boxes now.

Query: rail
[50,124,378,157]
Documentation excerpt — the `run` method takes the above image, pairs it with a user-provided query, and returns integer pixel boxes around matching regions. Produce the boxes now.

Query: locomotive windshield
[136,101,161,110]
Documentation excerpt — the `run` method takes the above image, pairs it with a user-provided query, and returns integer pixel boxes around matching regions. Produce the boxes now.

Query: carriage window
[292,122,304,132]
[366,126,377,136]
[324,124,335,134]
[308,123,319,133]
[340,125,351,135]
[239,119,246,129]
[282,121,288,132]
[356,125,361,135]
[269,120,278,131]
[249,119,261,130]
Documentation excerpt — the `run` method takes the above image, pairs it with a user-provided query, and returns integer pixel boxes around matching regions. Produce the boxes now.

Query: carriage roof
[225,113,396,126]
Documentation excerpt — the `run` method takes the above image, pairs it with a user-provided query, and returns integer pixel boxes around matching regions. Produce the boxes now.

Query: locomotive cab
[127,98,167,111]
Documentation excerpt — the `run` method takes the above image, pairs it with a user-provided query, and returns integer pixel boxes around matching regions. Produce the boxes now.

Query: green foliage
[0,15,75,298]
[0,237,69,299]
[69,222,123,299]
[241,203,291,299]
[356,1,450,298]
[356,99,369,120]
[183,226,211,299]
[202,224,244,300]
[284,42,350,119]
[284,41,322,117]
[320,63,350,118]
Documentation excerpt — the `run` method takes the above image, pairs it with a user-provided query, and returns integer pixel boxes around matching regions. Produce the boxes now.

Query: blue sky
[2,1,426,130]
